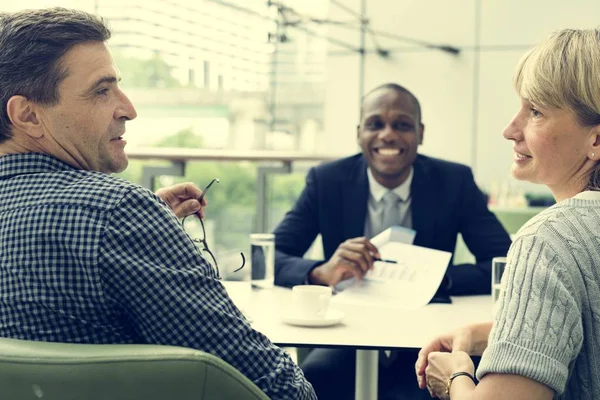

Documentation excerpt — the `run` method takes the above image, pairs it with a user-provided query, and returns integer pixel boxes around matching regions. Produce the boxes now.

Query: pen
[373,257,397,264]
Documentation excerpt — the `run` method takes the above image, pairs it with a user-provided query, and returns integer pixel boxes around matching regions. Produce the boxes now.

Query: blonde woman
[415,28,600,400]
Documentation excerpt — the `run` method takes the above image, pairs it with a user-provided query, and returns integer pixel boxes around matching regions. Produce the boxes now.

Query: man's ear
[6,95,44,138]
[418,123,425,145]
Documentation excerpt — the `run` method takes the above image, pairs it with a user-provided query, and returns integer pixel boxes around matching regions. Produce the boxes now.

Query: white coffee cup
[291,285,332,319]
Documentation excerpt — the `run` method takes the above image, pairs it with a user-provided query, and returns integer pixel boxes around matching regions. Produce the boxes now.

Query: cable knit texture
[477,193,600,399]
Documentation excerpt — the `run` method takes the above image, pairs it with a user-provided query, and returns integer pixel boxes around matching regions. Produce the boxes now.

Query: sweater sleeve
[476,232,583,394]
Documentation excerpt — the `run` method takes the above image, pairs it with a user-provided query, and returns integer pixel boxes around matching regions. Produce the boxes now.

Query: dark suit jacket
[273,153,512,295]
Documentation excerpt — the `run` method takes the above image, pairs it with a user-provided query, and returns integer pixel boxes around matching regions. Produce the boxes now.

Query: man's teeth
[378,148,400,156]
[515,153,530,160]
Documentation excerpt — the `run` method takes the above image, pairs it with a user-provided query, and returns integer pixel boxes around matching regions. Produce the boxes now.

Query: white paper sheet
[331,233,452,310]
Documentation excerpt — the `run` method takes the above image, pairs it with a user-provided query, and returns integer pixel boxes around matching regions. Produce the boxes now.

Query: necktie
[379,191,402,367]
[378,191,402,234]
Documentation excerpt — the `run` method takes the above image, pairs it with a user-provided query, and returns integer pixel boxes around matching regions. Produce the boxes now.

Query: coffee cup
[291,285,332,319]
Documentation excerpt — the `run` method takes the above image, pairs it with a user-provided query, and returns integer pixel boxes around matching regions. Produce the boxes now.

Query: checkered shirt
[0,153,315,400]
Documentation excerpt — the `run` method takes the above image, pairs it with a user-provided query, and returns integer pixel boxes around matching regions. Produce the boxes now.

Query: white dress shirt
[364,167,414,238]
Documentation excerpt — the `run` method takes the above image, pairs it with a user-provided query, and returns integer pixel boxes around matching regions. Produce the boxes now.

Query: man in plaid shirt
[0,7,315,400]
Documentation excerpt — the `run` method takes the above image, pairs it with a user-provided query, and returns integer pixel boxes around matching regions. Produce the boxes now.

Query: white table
[223,282,492,400]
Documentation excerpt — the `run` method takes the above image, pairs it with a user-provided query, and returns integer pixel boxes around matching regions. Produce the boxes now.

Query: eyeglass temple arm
[222,253,246,279]
[197,178,220,203]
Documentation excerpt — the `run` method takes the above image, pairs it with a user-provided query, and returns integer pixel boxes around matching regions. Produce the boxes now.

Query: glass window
[3,0,329,266]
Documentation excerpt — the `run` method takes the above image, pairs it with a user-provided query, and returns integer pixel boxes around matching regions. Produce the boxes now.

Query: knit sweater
[477,191,600,399]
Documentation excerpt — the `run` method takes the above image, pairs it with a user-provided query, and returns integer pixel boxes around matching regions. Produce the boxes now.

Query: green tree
[116,128,307,254]
[154,127,204,148]
[111,50,181,88]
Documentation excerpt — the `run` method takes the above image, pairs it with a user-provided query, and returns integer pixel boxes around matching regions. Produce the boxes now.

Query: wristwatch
[445,371,477,395]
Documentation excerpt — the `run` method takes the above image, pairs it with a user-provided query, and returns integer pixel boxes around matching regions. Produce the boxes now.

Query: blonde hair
[514,28,600,190]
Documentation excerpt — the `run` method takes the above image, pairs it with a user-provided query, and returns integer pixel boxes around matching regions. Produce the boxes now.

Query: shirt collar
[0,153,76,180]
[367,167,413,203]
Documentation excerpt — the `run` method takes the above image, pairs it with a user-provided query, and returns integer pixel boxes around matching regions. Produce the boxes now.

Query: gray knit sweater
[477,191,600,399]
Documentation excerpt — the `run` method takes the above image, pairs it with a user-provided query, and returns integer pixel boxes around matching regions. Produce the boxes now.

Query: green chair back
[492,207,546,235]
[0,337,270,400]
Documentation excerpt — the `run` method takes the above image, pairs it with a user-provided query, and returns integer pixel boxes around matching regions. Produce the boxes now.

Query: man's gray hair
[0,7,111,143]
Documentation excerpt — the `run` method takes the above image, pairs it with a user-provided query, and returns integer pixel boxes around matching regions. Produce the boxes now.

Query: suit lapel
[342,156,369,240]
[411,156,437,247]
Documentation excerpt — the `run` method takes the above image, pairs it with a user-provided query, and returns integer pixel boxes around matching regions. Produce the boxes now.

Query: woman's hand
[425,351,474,399]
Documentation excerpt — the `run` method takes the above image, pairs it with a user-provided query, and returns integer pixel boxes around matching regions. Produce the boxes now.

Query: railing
[127,148,345,163]
[127,147,348,233]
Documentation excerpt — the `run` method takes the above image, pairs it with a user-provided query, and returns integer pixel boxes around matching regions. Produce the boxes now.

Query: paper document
[370,226,416,248]
[332,228,451,309]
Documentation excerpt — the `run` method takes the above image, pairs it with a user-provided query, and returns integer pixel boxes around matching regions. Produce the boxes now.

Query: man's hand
[155,182,207,219]
[309,237,380,286]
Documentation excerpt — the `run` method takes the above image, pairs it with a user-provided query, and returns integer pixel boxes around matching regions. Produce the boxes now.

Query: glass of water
[250,233,275,289]
[492,257,508,305]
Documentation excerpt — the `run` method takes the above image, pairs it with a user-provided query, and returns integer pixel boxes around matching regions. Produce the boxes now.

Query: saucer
[281,309,345,327]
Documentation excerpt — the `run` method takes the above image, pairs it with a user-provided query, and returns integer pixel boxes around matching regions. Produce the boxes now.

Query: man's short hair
[360,83,422,123]
[0,7,111,143]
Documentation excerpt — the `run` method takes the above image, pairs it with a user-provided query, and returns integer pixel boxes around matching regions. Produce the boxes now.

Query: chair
[0,337,270,400]
[453,207,548,265]
[491,206,546,236]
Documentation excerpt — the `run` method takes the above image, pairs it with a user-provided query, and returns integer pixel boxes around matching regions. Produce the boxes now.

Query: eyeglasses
[181,178,245,280]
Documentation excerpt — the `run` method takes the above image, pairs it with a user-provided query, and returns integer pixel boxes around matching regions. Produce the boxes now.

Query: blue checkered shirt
[0,153,315,400]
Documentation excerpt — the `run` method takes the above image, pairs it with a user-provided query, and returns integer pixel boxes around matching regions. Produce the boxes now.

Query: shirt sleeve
[274,166,324,287]
[476,232,583,394]
[98,186,316,400]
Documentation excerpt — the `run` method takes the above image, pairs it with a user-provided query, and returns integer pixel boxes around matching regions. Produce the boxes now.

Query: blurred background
[3,0,596,270]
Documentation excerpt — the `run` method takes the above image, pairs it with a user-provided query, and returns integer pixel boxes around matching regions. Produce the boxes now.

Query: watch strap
[445,371,477,395]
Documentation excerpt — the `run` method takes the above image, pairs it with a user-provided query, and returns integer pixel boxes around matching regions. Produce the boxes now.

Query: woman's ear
[6,95,44,138]
[589,125,600,160]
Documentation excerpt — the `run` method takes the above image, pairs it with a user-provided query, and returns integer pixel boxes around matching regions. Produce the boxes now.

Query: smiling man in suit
[272,83,512,399]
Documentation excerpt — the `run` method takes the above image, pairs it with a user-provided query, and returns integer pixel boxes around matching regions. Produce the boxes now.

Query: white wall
[323,0,600,193]
[321,0,362,155]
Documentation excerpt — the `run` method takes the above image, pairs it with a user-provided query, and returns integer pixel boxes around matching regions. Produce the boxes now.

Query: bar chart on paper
[369,259,416,282]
